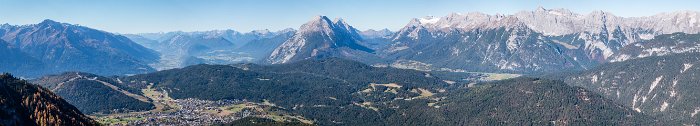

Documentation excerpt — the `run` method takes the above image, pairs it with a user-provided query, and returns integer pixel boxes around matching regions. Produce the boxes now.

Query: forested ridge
[32,72,154,114]
[0,73,97,126]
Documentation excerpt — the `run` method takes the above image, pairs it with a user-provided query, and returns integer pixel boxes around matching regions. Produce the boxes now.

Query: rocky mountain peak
[360,28,394,39]
[535,6,546,12]
[267,16,373,64]
[39,19,61,25]
[333,18,360,34]
[405,18,423,28]
[37,19,66,29]
[277,28,297,33]
[251,29,271,34]
[299,15,335,33]
[530,7,577,17]
[332,18,347,25]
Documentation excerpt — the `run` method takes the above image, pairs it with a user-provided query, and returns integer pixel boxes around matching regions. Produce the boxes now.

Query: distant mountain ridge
[382,7,700,73]
[0,39,44,76]
[113,8,700,74]
[0,19,159,77]
[125,29,295,70]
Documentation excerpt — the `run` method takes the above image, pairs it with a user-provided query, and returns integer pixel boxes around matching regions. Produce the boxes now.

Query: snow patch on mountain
[584,40,615,59]
[682,63,694,73]
[418,16,440,24]
[693,108,700,117]
[506,32,520,51]
[660,102,669,112]
[648,76,663,94]
[633,93,641,112]
[639,34,655,40]
[552,40,579,49]
[637,44,700,58]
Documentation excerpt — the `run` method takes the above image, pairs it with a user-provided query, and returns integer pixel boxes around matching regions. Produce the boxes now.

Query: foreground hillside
[564,52,700,125]
[390,77,659,125]
[0,74,97,126]
[31,72,154,114]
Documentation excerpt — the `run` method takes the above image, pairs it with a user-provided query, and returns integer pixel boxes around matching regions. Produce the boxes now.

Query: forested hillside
[0,73,97,126]
[565,52,700,125]
[32,72,154,114]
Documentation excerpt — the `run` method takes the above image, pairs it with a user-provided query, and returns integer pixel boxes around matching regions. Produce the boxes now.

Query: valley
[90,85,324,123]
[94,82,312,125]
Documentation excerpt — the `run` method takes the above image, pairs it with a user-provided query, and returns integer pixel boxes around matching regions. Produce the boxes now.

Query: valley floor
[93,83,311,125]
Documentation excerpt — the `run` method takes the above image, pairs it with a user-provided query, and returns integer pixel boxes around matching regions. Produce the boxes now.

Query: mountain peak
[333,18,346,24]
[333,17,359,34]
[406,16,440,27]
[361,28,394,39]
[297,15,365,38]
[379,28,392,32]
[312,15,330,20]
[525,7,576,16]
[309,15,333,25]
[39,19,62,25]
[277,28,296,33]
[268,16,373,64]
[251,29,271,34]
[418,16,439,24]
[536,6,546,12]
[37,19,65,28]
[300,15,335,32]
[656,10,700,17]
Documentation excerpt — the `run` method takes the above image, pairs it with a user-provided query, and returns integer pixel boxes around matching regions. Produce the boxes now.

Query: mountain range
[382,7,700,73]
[267,16,377,64]
[2,7,699,77]
[124,29,296,70]
[0,19,159,78]
[2,6,700,125]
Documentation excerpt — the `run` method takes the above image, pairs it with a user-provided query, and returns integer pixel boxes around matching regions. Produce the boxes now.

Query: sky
[1,0,699,34]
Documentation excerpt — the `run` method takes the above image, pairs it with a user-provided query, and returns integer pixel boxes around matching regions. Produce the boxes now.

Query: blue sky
[1,0,699,34]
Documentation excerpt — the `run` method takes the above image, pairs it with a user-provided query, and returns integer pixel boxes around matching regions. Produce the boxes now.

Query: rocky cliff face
[267,16,374,64]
